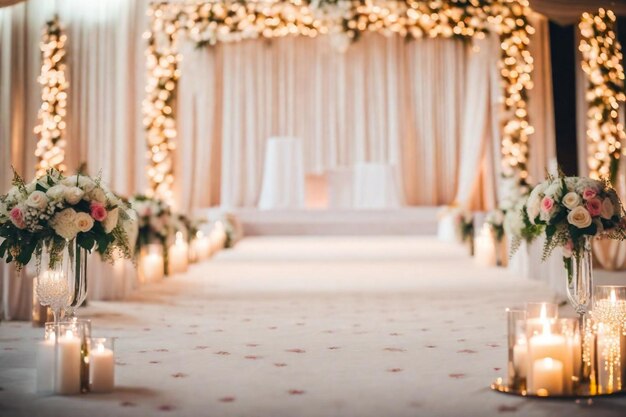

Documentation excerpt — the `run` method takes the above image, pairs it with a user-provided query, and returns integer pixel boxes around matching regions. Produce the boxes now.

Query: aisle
[1,237,624,417]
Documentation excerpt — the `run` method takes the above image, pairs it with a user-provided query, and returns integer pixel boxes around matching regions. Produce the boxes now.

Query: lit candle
[55,329,81,395]
[532,357,564,396]
[36,332,55,393]
[89,342,115,393]
[527,322,568,394]
[596,322,622,394]
[168,232,189,274]
[474,225,496,266]
[194,231,212,260]
[141,249,164,283]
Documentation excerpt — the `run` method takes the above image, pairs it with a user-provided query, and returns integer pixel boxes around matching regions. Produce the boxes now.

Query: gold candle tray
[491,378,626,399]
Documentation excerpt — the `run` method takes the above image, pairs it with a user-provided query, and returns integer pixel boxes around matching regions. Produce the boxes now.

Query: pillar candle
[142,252,164,283]
[527,323,567,394]
[532,357,564,396]
[55,330,81,395]
[168,232,189,274]
[90,343,115,393]
[474,225,496,266]
[36,335,55,393]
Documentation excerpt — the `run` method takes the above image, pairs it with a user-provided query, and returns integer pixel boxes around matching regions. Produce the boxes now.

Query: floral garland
[579,8,626,184]
[145,0,534,199]
[130,194,174,252]
[0,169,134,270]
[34,16,69,177]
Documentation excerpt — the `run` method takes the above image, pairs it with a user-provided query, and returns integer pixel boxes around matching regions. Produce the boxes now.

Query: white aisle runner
[0,237,622,417]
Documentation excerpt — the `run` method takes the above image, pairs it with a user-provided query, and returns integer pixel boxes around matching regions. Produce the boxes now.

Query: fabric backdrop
[1,0,555,214]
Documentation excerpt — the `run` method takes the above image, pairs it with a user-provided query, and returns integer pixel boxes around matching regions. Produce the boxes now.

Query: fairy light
[144,0,534,199]
[34,15,68,177]
[579,8,626,183]
[489,0,534,184]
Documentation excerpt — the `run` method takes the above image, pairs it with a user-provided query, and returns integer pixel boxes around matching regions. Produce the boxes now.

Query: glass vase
[566,236,593,316]
[65,241,88,318]
[36,240,88,323]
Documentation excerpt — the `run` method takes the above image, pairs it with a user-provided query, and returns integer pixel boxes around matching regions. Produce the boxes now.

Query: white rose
[105,192,121,207]
[562,192,582,210]
[102,207,119,233]
[564,177,577,192]
[600,198,614,220]
[567,206,592,229]
[88,187,106,204]
[526,198,541,224]
[64,187,85,205]
[544,180,563,199]
[25,190,48,210]
[62,175,96,192]
[51,208,78,240]
[75,212,94,233]
[25,182,36,193]
[46,184,66,200]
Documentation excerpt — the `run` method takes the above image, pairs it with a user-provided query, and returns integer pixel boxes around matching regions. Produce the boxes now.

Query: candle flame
[539,303,547,320]
[542,322,551,336]
[543,357,555,368]
[97,343,105,353]
[610,288,617,304]
[176,231,183,242]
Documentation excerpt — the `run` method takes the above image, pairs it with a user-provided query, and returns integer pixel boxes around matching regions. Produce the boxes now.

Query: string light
[144,0,534,199]
[579,8,626,183]
[34,15,68,177]
[489,0,534,184]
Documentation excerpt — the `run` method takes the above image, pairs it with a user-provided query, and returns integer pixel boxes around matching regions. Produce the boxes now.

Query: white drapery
[0,1,557,314]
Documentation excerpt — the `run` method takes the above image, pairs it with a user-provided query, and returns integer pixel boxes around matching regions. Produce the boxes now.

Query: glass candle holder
[54,321,84,395]
[526,318,569,396]
[67,318,92,393]
[525,302,558,321]
[593,285,626,394]
[89,337,115,393]
[506,308,527,391]
[557,318,581,395]
[36,323,57,393]
[593,286,626,327]
[140,244,165,283]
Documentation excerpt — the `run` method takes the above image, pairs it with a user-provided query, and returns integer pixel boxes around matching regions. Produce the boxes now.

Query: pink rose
[541,196,554,213]
[9,206,26,229]
[585,198,602,217]
[90,202,108,222]
[582,188,597,200]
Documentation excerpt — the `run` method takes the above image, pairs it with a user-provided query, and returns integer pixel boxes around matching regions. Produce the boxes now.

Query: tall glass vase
[566,236,593,316]
[65,241,88,318]
[36,240,88,323]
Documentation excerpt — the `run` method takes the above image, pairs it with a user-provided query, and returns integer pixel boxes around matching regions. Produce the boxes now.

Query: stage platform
[198,207,439,236]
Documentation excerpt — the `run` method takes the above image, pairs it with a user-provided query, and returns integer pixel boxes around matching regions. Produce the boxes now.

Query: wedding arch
[143,0,535,202]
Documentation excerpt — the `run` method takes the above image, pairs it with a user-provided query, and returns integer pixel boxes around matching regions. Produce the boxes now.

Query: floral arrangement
[486,208,505,243]
[458,210,474,245]
[517,174,626,273]
[130,195,173,251]
[0,169,134,269]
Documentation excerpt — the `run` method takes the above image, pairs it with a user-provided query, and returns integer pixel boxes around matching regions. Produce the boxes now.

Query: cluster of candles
[506,287,626,397]
[139,221,228,282]
[37,319,115,395]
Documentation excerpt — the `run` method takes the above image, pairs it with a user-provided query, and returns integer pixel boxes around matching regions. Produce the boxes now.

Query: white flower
[567,206,592,229]
[88,187,107,204]
[562,192,582,210]
[75,212,94,233]
[25,190,48,210]
[544,180,563,199]
[46,184,67,200]
[103,207,119,233]
[600,198,614,220]
[64,187,85,205]
[105,191,121,207]
[51,208,78,240]
[25,182,36,193]
[564,177,578,192]
[575,177,601,194]
[62,175,96,192]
